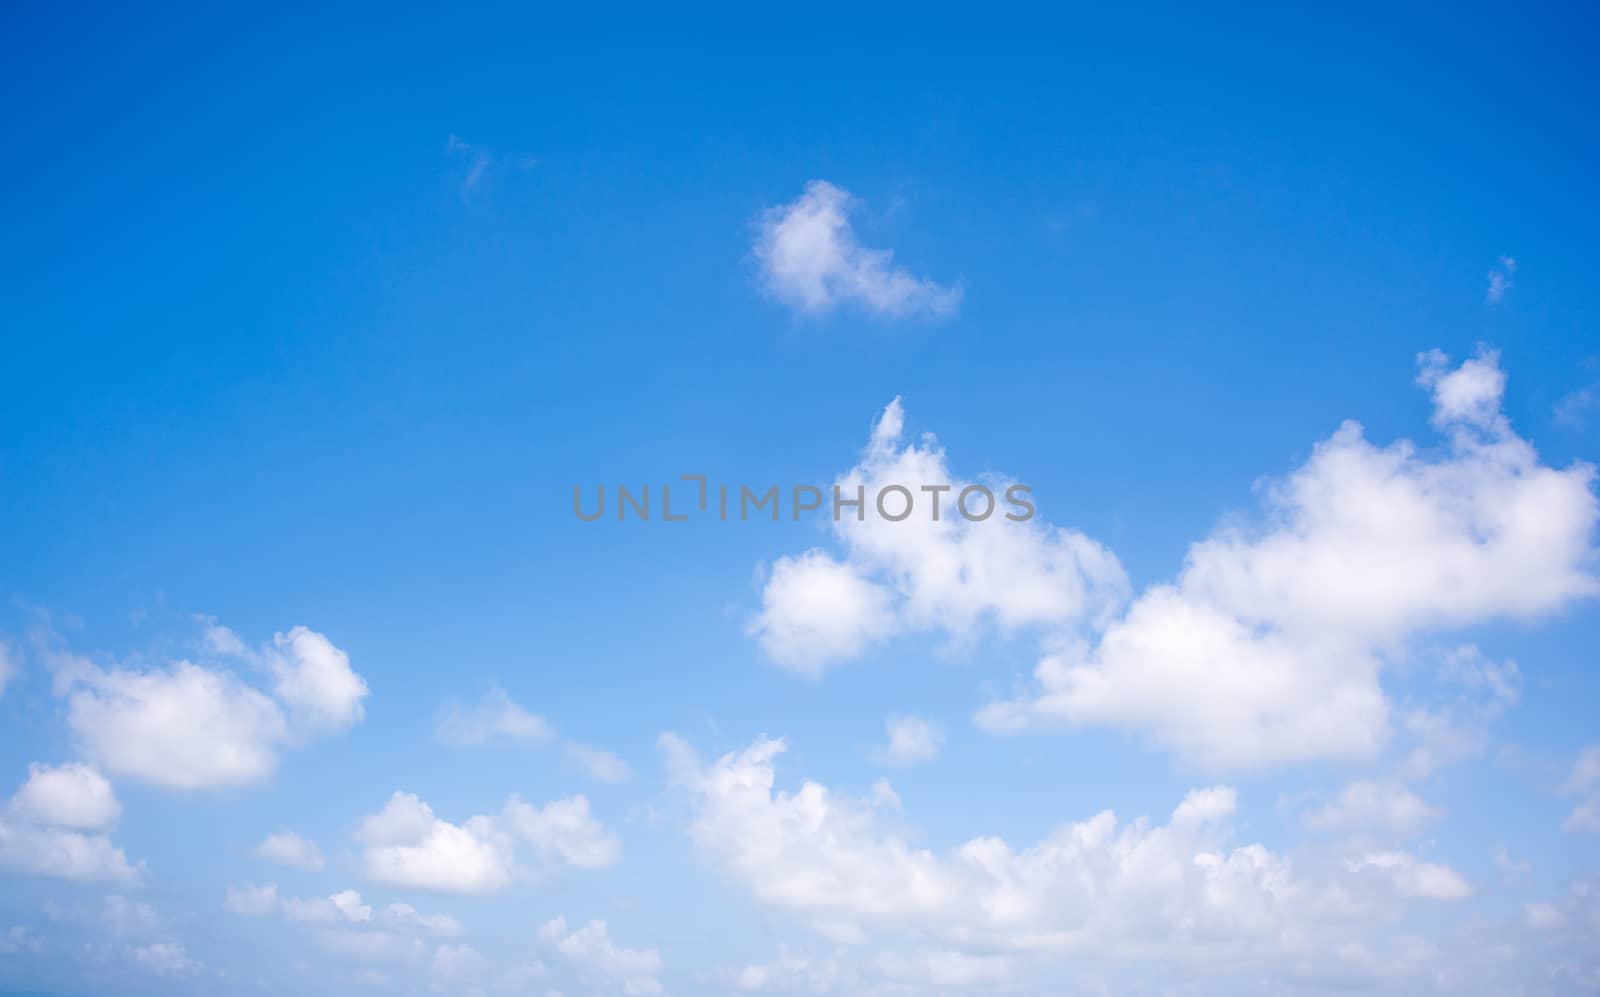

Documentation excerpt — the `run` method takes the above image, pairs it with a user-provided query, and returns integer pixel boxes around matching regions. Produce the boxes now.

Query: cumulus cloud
[661,733,1469,983]
[356,792,515,895]
[46,622,368,790]
[538,916,664,996]
[8,763,121,830]
[751,397,1128,676]
[354,790,618,894]
[255,829,326,871]
[265,627,369,733]
[0,763,140,885]
[564,742,632,783]
[877,716,943,766]
[978,349,1598,768]
[754,180,961,320]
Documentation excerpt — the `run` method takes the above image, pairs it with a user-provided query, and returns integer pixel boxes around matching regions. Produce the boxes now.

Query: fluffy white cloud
[663,733,1472,984]
[501,795,621,869]
[356,792,515,895]
[354,790,619,894]
[0,763,140,885]
[66,662,287,790]
[751,397,1128,675]
[1304,781,1439,838]
[750,552,896,673]
[754,180,961,320]
[538,916,663,996]
[437,687,553,746]
[265,626,368,734]
[878,716,942,766]
[50,623,368,790]
[9,763,120,830]
[978,349,1598,768]
[255,829,325,871]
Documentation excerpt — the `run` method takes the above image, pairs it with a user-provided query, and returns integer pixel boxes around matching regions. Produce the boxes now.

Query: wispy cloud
[1487,255,1517,304]
[754,180,961,320]
[447,134,537,200]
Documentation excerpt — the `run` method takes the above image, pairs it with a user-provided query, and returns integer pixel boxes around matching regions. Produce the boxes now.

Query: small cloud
[1487,255,1516,304]
[754,180,961,320]
[436,688,553,747]
[564,741,631,783]
[447,134,537,200]
[255,829,326,872]
[1555,382,1600,429]
[875,715,943,766]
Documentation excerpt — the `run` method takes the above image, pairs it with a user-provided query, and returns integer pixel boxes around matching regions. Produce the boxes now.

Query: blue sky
[2,5,1599,995]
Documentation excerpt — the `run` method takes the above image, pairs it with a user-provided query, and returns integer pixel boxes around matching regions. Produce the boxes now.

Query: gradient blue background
[1,4,1597,994]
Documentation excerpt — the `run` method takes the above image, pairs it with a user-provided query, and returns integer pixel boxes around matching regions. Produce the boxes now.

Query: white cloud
[501,795,621,869]
[662,733,1472,980]
[49,623,368,790]
[438,689,628,784]
[0,763,140,885]
[754,180,961,320]
[1345,852,1472,901]
[224,883,280,916]
[878,716,942,766]
[385,902,463,937]
[538,916,663,996]
[131,941,202,978]
[437,687,553,746]
[103,894,162,938]
[1487,255,1516,304]
[354,790,618,894]
[1562,745,1600,833]
[750,551,897,674]
[1525,901,1565,929]
[751,397,1128,676]
[9,763,121,830]
[66,661,288,790]
[0,639,15,698]
[431,942,489,988]
[1304,781,1439,838]
[979,349,1598,768]
[255,829,326,871]
[565,741,631,783]
[265,626,369,734]
[356,792,515,895]
[283,888,373,925]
